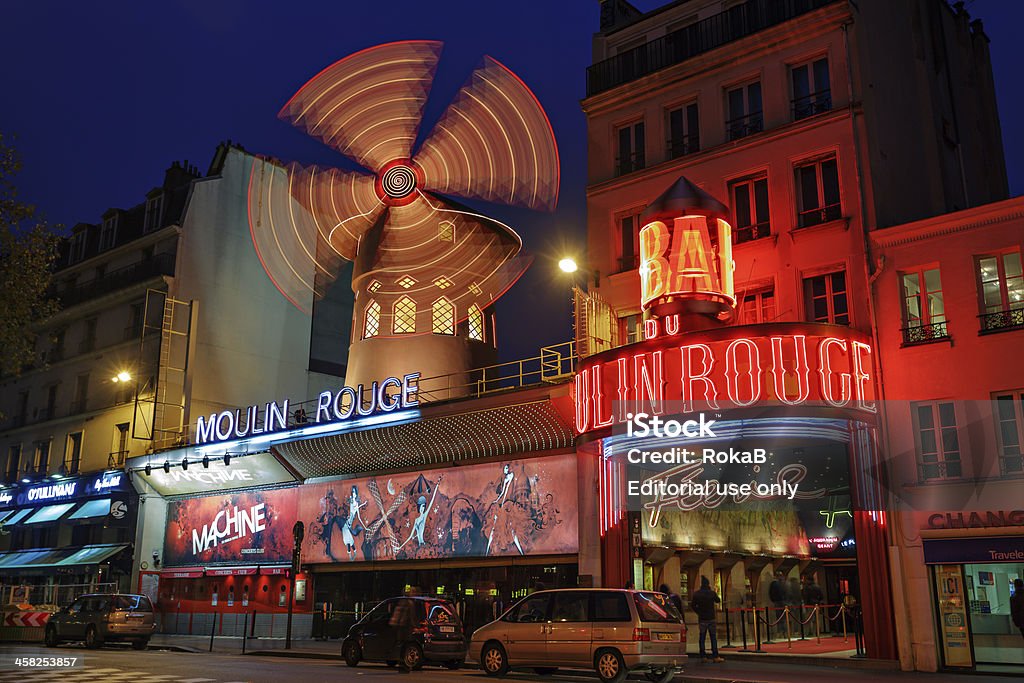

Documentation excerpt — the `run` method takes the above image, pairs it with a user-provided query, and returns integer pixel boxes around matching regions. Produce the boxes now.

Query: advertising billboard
[163,453,579,566]
[143,452,296,496]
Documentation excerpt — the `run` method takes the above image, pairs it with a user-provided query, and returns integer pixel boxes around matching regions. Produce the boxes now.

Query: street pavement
[0,642,1019,683]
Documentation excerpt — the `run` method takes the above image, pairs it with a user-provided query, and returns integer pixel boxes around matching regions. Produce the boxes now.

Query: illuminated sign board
[639,214,734,315]
[194,373,420,446]
[572,322,876,435]
[0,471,128,509]
[926,510,1024,530]
[143,452,296,496]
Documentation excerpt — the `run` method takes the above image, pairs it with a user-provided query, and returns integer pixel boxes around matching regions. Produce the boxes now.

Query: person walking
[1011,578,1024,641]
[659,583,684,616]
[690,576,724,663]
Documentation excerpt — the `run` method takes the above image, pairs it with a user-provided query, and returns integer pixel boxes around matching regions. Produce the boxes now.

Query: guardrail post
[753,608,764,653]
[209,610,216,652]
[242,611,248,654]
[724,606,732,647]
[739,609,749,652]
[785,606,792,648]
[798,605,806,640]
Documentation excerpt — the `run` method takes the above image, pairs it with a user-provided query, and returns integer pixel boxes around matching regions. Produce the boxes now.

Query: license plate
[439,625,455,633]
[657,632,675,641]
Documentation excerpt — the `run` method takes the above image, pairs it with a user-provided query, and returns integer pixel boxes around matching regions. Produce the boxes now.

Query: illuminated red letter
[573,370,590,433]
[851,341,876,412]
[770,335,811,405]
[634,351,666,415]
[725,338,762,406]
[639,221,670,308]
[818,337,851,407]
[680,343,720,412]
[592,364,615,429]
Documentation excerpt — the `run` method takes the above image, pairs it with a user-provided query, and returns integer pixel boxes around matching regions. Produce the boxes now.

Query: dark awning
[0,543,128,570]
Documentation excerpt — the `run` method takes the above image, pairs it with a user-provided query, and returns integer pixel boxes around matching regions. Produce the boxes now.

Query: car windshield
[426,601,461,625]
[633,592,681,623]
[111,595,152,611]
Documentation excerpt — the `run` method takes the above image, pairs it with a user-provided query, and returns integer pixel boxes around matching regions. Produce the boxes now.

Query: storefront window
[963,563,1024,667]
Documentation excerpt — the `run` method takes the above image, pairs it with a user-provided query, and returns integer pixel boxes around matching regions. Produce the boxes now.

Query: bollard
[242,611,249,654]
[815,606,821,644]
[785,607,792,648]
[725,606,731,647]
[798,605,806,641]
[753,608,765,653]
[209,611,216,652]
[250,610,257,638]
[841,605,848,642]
[740,610,749,651]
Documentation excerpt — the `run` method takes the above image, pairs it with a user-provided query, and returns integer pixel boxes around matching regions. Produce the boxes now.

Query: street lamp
[558,257,578,273]
[111,371,131,383]
[558,256,600,286]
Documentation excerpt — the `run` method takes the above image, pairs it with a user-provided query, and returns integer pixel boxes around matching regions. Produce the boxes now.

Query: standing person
[768,571,787,639]
[690,576,724,663]
[1011,578,1024,641]
[659,583,685,618]
[801,575,824,606]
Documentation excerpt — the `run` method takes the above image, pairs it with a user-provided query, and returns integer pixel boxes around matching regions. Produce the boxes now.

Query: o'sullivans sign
[195,373,420,445]
[572,322,876,435]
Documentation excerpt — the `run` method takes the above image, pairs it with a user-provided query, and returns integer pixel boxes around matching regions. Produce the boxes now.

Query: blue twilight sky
[1,0,1020,363]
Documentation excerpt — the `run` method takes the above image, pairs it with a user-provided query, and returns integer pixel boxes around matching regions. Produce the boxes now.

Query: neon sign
[640,214,734,314]
[572,323,876,435]
[194,373,420,445]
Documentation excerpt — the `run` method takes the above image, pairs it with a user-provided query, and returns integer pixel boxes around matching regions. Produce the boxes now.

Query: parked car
[341,596,466,670]
[469,588,685,683]
[45,593,156,650]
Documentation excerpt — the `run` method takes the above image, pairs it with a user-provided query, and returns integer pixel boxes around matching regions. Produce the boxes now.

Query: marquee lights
[572,324,876,436]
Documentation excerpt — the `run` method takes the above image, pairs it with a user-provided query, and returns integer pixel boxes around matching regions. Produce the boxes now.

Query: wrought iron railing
[919,459,962,482]
[798,203,842,228]
[108,450,128,469]
[667,134,700,159]
[726,111,764,141]
[792,89,832,120]
[1001,453,1024,476]
[56,253,175,307]
[586,0,841,96]
[901,321,949,345]
[615,151,645,176]
[979,307,1024,333]
[733,221,771,244]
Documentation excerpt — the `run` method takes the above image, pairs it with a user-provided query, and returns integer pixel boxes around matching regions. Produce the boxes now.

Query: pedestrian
[659,583,684,617]
[1011,578,1024,641]
[625,579,634,590]
[690,576,724,663]
[801,575,824,606]
[768,571,787,638]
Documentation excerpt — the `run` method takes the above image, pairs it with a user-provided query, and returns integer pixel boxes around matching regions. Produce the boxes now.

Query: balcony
[587,0,840,96]
[733,221,771,245]
[615,152,646,177]
[979,307,1024,334]
[901,321,949,346]
[57,253,175,308]
[726,111,764,141]
[918,459,962,482]
[666,134,700,160]
[792,89,832,120]
[108,451,128,469]
[797,203,842,228]
[1001,453,1024,476]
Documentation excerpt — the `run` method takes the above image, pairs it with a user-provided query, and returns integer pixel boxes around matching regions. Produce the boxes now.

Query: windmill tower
[247,41,560,399]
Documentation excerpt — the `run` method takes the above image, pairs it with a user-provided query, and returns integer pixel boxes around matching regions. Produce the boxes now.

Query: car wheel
[342,640,361,667]
[444,659,462,670]
[645,668,675,683]
[400,643,423,671]
[481,641,509,677]
[131,638,150,651]
[84,625,103,650]
[44,626,59,648]
[595,649,626,683]
[534,667,558,675]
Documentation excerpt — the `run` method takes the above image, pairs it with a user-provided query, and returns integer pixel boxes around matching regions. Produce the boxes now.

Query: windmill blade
[279,40,442,172]
[354,191,531,338]
[247,157,384,313]
[415,56,560,211]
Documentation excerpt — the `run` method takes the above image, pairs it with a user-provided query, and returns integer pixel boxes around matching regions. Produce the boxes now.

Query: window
[914,401,962,480]
[4,445,20,482]
[633,592,683,622]
[795,156,841,227]
[126,301,145,340]
[144,194,163,232]
[69,231,87,264]
[33,440,50,475]
[737,288,776,325]
[49,328,65,363]
[438,220,455,242]
[615,121,645,176]
[99,214,118,251]
[363,300,380,338]
[726,81,763,141]
[551,592,590,622]
[729,175,770,243]
[81,317,98,353]
[994,392,1024,476]
[621,314,643,345]
[791,57,831,120]
[393,296,416,334]
[666,103,699,159]
[977,251,1024,332]
[505,594,550,623]
[64,432,82,475]
[112,423,129,467]
[468,304,484,341]
[72,373,89,414]
[431,297,455,335]
[44,383,58,420]
[593,591,631,622]
[804,271,849,325]
[900,268,948,344]
[617,209,643,272]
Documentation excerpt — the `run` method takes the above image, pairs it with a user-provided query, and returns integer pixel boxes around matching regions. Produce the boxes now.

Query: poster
[163,453,579,566]
[934,564,973,668]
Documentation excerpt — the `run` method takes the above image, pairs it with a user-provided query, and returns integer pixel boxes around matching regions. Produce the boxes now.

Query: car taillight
[632,627,650,641]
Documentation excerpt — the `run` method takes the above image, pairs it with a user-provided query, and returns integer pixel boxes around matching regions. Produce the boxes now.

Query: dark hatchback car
[342,596,466,670]
[45,593,155,649]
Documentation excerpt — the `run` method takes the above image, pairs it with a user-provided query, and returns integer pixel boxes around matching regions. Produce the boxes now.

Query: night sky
[2,0,1021,364]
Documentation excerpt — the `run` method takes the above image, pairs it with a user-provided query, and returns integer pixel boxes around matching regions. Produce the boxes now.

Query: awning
[23,503,76,524]
[68,498,112,520]
[205,566,258,577]
[1,508,38,526]
[0,543,128,570]
[161,567,205,578]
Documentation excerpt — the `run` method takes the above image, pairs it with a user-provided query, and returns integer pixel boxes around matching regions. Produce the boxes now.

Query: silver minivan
[469,588,686,683]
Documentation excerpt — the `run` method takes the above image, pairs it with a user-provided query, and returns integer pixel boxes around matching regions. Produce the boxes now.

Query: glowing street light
[112,371,131,383]
[558,257,579,274]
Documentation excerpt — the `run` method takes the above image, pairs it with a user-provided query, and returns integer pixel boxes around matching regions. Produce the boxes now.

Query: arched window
[363,300,380,339]
[432,297,455,335]
[468,303,484,341]
[393,296,416,334]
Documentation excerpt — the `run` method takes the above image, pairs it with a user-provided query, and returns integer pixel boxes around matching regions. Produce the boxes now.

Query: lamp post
[285,520,304,649]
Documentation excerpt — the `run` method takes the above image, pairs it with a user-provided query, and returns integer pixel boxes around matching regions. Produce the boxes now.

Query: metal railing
[615,152,645,176]
[733,221,771,244]
[979,307,1024,333]
[918,459,962,482]
[108,450,128,469]
[901,321,949,345]
[726,111,764,141]
[667,134,699,159]
[792,89,832,120]
[56,253,175,308]
[587,0,840,96]
[797,202,842,228]
[1000,453,1024,476]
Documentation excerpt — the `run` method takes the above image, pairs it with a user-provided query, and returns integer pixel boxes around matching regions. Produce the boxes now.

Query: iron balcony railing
[108,450,128,469]
[1001,453,1024,476]
[617,254,640,273]
[979,307,1024,333]
[587,0,840,96]
[667,134,700,160]
[733,221,771,245]
[901,321,949,345]
[57,252,175,307]
[792,89,833,120]
[798,202,842,228]
[726,111,764,141]
[919,459,962,482]
[615,151,646,177]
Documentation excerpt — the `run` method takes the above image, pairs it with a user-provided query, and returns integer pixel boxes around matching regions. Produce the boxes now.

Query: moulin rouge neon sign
[572,319,876,435]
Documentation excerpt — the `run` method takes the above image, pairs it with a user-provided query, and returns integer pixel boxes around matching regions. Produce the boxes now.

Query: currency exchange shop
[128,379,583,637]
